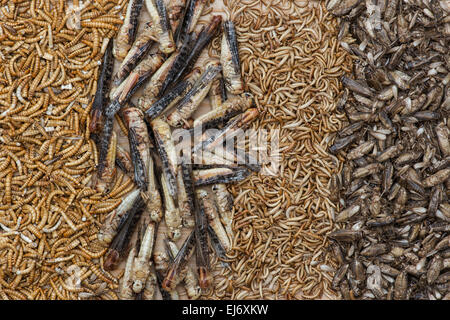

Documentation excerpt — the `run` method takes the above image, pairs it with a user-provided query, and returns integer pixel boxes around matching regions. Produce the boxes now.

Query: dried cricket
[107,53,165,117]
[196,188,231,252]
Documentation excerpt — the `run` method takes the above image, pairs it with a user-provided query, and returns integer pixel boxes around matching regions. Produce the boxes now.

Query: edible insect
[161,230,196,291]
[154,232,179,300]
[221,20,243,95]
[139,52,180,110]
[98,189,142,247]
[97,116,115,181]
[144,0,175,54]
[128,127,148,190]
[208,225,230,268]
[121,105,152,189]
[174,0,207,45]
[196,188,231,252]
[90,39,114,134]
[158,32,197,96]
[193,108,259,153]
[178,164,195,228]
[114,22,158,86]
[193,166,251,186]
[132,222,156,293]
[113,0,144,61]
[144,71,196,120]
[327,0,362,16]
[116,144,134,174]
[164,238,201,299]
[104,196,145,271]
[119,246,137,300]
[193,93,253,128]
[209,74,227,110]
[155,266,179,300]
[169,15,222,91]
[151,117,178,198]
[96,131,117,194]
[107,53,165,117]
[212,183,234,243]
[178,163,209,289]
[160,173,182,240]
[168,0,188,33]
[141,269,157,300]
[141,152,163,222]
[167,61,221,127]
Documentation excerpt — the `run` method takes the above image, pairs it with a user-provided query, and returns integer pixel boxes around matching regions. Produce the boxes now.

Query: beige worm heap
[204,0,354,300]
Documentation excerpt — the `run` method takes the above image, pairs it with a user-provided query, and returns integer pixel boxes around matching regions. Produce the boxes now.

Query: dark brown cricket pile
[0,0,126,299]
[327,0,450,300]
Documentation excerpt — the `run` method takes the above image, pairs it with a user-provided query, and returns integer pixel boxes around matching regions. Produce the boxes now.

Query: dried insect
[145,68,202,120]
[196,188,231,252]
[104,197,145,271]
[166,61,221,127]
[208,74,227,110]
[167,0,187,33]
[211,183,234,242]
[131,222,155,293]
[90,38,114,134]
[96,131,117,194]
[161,230,195,291]
[166,15,222,92]
[174,165,193,228]
[192,108,259,153]
[160,173,182,240]
[113,22,157,86]
[151,117,178,198]
[139,52,180,110]
[113,0,144,61]
[158,32,197,96]
[193,93,252,129]
[174,0,207,45]
[97,188,142,247]
[140,151,163,223]
[144,0,175,54]
[193,166,251,186]
[107,52,165,117]
[119,246,137,300]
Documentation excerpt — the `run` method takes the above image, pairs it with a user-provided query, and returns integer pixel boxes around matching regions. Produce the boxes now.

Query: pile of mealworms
[0,0,128,299]
[205,0,354,299]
